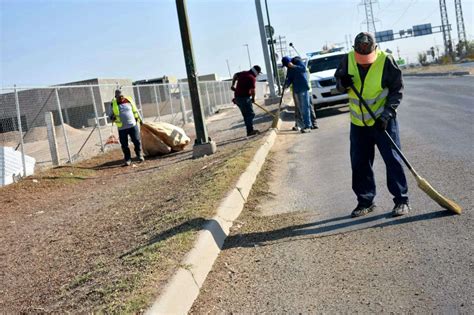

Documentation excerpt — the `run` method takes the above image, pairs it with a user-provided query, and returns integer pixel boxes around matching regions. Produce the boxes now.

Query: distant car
[306,49,348,109]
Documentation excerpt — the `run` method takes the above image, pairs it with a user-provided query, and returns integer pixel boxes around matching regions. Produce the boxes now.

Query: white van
[306,48,348,109]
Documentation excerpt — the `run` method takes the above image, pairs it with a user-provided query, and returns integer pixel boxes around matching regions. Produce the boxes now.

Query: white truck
[306,48,349,109]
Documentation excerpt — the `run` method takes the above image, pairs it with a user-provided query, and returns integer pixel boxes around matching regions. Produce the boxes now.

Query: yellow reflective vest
[111,96,141,128]
[348,49,388,127]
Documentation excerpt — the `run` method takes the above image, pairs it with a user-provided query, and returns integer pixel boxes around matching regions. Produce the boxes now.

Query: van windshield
[307,54,346,73]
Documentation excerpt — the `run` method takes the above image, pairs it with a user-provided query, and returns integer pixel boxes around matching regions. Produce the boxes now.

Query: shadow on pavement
[315,104,350,119]
[222,210,453,249]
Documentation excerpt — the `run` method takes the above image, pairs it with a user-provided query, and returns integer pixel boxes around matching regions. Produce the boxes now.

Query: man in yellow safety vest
[109,89,144,166]
[335,32,410,218]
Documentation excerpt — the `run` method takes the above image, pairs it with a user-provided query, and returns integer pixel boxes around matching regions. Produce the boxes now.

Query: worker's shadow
[119,217,222,259]
[222,209,454,250]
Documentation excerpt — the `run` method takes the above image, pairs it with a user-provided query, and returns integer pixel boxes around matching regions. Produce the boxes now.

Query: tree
[417,52,428,65]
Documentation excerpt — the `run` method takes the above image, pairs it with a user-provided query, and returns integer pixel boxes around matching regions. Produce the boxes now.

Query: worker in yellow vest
[335,32,410,218]
[109,89,144,166]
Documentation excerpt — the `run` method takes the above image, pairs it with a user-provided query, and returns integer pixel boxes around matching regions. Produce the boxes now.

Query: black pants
[234,96,255,134]
[350,119,409,207]
[118,125,142,161]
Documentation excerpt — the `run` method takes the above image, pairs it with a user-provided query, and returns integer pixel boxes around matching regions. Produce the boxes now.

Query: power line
[390,0,417,28]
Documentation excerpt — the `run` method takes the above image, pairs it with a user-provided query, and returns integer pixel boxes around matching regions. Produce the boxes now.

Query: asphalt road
[192,76,474,313]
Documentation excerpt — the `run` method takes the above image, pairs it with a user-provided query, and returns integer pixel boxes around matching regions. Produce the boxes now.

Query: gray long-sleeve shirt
[335,53,403,115]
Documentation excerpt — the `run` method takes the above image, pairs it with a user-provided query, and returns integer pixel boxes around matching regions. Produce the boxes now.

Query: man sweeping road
[335,32,410,218]
[231,65,262,137]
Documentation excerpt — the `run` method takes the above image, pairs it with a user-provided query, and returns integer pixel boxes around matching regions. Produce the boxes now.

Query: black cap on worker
[353,32,377,64]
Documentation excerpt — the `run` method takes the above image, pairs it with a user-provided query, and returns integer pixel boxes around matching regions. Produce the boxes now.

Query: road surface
[191,76,474,313]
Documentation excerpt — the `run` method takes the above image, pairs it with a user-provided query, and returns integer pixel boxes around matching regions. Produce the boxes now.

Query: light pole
[264,0,281,95]
[255,0,276,99]
[243,44,252,67]
[176,0,216,158]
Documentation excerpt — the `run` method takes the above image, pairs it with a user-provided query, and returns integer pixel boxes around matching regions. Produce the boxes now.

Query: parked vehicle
[306,48,348,109]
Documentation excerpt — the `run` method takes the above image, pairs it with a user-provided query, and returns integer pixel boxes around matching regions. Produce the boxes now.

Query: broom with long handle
[350,84,462,214]
[271,74,289,129]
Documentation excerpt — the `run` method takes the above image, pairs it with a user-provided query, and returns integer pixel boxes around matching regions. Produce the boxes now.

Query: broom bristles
[416,176,462,214]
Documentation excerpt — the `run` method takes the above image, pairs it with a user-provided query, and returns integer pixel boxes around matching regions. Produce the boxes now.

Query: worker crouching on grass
[231,65,262,137]
[109,89,145,166]
[335,32,410,218]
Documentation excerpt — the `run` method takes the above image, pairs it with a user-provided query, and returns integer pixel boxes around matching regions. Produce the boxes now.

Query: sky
[1,0,473,87]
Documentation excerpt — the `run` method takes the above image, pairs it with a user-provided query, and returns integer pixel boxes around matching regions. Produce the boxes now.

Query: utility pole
[255,0,277,99]
[439,0,454,57]
[243,44,252,68]
[264,0,281,95]
[454,0,467,56]
[397,46,401,60]
[176,0,216,158]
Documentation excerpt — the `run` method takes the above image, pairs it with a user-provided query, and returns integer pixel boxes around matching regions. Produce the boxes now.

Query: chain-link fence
[0,81,268,181]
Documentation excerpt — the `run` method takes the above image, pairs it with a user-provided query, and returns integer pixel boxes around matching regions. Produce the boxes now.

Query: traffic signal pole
[176,0,216,158]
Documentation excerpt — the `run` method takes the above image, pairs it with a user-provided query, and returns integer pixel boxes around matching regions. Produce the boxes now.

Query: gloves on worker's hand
[375,109,395,130]
[340,74,354,89]
[231,86,236,91]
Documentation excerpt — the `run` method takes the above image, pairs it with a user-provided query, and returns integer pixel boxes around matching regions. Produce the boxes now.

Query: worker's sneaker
[311,124,319,129]
[392,203,410,217]
[137,155,145,163]
[123,160,132,167]
[247,130,260,137]
[300,128,311,134]
[351,204,376,218]
[292,126,300,131]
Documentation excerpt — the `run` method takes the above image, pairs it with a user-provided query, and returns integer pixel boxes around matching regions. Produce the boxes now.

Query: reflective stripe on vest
[112,96,140,128]
[347,49,388,127]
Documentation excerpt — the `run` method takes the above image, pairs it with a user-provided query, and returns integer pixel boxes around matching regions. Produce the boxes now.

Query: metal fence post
[178,82,188,125]
[13,85,27,176]
[205,82,212,116]
[136,85,143,110]
[45,112,60,166]
[55,88,72,163]
[218,82,224,105]
[153,84,161,121]
[212,82,218,107]
[168,84,175,122]
[90,86,104,152]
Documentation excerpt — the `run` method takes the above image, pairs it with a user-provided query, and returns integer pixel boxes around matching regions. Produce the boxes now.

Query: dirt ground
[0,118,270,313]
[402,62,474,74]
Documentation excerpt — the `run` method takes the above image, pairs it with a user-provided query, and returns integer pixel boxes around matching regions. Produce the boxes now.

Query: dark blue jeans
[234,96,255,134]
[118,125,142,161]
[350,119,409,207]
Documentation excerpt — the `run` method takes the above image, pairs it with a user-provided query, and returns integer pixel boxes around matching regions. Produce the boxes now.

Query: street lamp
[264,0,281,95]
[243,44,252,67]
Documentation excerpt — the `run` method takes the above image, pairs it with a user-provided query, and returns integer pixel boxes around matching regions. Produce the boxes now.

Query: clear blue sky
[1,0,473,87]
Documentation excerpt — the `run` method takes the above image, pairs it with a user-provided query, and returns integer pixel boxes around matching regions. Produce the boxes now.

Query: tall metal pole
[244,44,252,67]
[439,0,454,57]
[264,0,281,95]
[454,0,467,56]
[255,0,276,98]
[176,0,216,157]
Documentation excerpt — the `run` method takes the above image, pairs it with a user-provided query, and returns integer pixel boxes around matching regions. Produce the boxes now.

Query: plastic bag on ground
[140,124,172,156]
[144,122,191,151]
[141,122,191,152]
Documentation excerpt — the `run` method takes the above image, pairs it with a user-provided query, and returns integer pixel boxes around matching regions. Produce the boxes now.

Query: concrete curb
[403,71,470,77]
[146,127,279,315]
